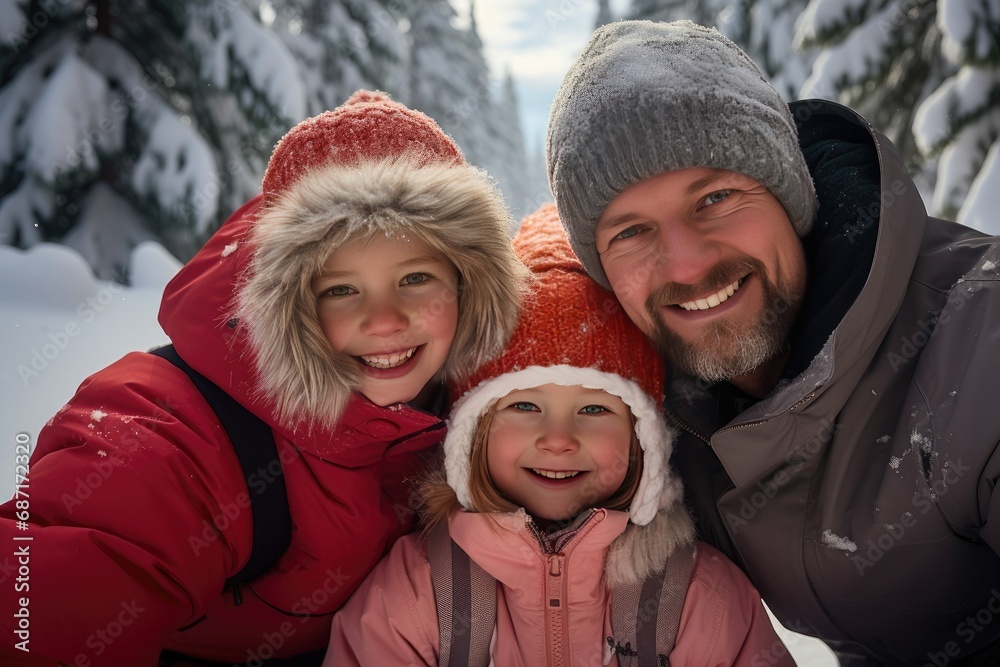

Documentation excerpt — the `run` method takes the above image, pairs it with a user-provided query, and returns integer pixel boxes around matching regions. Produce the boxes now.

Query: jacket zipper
[713,389,819,436]
[528,516,593,667]
[668,403,769,440]
[545,553,566,667]
[666,411,711,445]
[668,390,819,443]
[716,417,769,436]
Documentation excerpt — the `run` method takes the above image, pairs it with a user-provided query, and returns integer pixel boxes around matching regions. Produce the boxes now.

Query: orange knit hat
[261,90,464,205]
[452,206,664,402]
[444,204,683,526]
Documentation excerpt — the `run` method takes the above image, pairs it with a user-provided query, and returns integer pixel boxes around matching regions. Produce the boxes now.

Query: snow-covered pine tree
[523,134,551,218]
[629,0,739,35]
[405,0,487,154]
[481,68,536,219]
[404,0,530,215]
[747,0,815,100]
[0,0,305,279]
[796,0,950,176]
[264,0,405,116]
[912,0,1000,231]
[627,0,815,102]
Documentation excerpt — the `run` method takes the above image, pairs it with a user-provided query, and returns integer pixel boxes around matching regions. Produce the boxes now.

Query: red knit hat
[443,204,683,526]
[261,90,465,204]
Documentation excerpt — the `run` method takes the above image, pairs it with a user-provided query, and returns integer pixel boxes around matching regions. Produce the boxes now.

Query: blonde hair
[419,395,644,532]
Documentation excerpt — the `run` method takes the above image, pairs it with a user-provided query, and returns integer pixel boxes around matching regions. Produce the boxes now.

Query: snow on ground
[0,241,838,665]
[1,241,175,497]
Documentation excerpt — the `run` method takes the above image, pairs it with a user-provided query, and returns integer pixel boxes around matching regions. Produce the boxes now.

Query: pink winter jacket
[326,508,794,666]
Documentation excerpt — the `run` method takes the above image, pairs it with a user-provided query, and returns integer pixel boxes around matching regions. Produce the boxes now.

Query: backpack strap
[609,541,697,666]
[427,518,496,667]
[149,344,292,587]
[427,518,695,667]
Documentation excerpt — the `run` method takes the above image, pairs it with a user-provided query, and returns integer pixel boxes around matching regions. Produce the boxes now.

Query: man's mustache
[646,258,761,310]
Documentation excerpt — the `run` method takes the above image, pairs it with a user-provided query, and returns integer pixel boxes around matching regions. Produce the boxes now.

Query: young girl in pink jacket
[325,206,795,667]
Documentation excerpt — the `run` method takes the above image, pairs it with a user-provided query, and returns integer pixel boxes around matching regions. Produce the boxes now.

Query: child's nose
[536,423,580,454]
[362,300,409,335]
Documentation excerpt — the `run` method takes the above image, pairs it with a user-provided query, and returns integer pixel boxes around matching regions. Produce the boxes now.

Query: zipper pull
[548,554,563,577]
[547,554,564,611]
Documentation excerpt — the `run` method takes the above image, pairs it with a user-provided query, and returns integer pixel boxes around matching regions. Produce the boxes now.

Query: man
[547,19,1000,666]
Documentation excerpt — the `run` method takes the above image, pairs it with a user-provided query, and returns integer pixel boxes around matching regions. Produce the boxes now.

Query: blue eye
[322,285,355,297]
[614,226,641,241]
[401,273,430,286]
[580,405,608,414]
[701,190,732,207]
[509,401,538,412]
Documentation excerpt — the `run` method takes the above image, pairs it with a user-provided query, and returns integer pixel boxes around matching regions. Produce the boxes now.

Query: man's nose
[649,220,722,286]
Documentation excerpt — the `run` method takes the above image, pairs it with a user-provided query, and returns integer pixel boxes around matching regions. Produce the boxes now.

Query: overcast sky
[452,0,629,155]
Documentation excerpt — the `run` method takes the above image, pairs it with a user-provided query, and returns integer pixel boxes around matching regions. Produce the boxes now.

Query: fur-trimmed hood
[237,156,526,429]
[159,160,525,438]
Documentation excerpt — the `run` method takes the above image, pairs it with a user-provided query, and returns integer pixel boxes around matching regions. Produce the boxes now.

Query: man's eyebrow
[685,170,731,195]
[598,171,735,233]
[596,212,641,234]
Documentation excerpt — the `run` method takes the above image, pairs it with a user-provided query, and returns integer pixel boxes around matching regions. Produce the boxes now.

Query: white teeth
[361,347,416,369]
[680,279,742,311]
[532,469,582,480]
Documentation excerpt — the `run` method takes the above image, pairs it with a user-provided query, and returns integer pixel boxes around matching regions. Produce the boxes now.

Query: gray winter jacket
[668,100,1000,666]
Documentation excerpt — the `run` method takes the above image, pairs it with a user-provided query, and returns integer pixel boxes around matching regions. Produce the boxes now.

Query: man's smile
[678,277,745,311]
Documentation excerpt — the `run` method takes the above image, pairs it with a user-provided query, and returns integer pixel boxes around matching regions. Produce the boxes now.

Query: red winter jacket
[0,196,446,666]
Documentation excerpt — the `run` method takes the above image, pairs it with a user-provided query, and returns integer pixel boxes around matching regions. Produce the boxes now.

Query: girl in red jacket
[326,206,795,666]
[0,91,526,666]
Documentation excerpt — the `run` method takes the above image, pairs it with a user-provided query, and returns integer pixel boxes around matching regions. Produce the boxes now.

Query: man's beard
[646,258,800,384]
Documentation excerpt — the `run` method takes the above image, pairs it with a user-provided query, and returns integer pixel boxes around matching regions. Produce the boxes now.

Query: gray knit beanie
[547,20,818,288]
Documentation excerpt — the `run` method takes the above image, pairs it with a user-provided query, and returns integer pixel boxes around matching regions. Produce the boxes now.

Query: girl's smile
[487,384,634,523]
